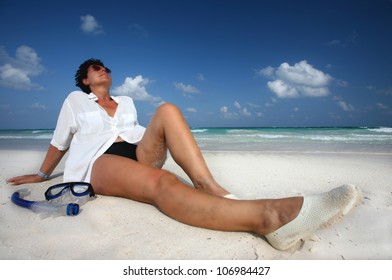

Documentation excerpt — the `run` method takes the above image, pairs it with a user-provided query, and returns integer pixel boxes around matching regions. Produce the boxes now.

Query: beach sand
[0,149,391,260]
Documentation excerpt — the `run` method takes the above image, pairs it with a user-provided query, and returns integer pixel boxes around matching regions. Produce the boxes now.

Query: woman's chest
[76,101,137,134]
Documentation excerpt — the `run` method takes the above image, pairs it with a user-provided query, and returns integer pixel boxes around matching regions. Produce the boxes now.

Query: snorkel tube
[11,189,80,216]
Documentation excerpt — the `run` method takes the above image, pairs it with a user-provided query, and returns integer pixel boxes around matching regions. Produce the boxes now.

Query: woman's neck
[91,87,111,101]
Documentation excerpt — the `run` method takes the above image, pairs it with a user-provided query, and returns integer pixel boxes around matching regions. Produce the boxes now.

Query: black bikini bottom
[104,141,138,161]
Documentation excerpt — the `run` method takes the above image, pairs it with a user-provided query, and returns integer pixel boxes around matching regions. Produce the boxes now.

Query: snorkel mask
[11,182,95,218]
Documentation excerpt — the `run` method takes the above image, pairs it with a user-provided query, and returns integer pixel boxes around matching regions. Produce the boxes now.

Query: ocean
[0,127,392,153]
[191,127,392,153]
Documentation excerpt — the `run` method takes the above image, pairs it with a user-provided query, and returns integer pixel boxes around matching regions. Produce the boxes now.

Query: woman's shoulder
[61,91,92,109]
[64,91,95,104]
[66,90,88,100]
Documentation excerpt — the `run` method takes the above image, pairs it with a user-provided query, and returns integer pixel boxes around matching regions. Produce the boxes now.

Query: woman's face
[83,64,112,89]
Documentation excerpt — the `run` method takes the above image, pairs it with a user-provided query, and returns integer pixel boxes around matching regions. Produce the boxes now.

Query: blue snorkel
[11,189,80,216]
[11,182,95,217]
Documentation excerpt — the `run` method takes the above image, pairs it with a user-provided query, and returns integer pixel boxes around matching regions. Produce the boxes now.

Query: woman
[7,58,361,250]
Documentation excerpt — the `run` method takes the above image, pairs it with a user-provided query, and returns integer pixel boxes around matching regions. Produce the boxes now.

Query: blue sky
[0,0,391,129]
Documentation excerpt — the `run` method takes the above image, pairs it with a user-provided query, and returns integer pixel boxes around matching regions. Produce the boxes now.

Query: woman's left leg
[136,103,231,197]
[91,155,360,251]
[90,154,303,235]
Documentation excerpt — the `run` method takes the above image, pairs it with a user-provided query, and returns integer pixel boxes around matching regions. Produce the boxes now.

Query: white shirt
[50,91,146,182]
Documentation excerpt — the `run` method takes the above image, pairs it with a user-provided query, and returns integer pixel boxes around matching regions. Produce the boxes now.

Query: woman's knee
[151,170,179,195]
[141,170,181,205]
[156,103,182,118]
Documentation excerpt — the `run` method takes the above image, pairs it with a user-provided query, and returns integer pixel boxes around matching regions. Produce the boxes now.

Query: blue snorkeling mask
[45,182,95,205]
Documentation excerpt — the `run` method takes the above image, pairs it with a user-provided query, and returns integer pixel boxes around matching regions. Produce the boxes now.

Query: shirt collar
[88,92,120,103]
[87,92,98,101]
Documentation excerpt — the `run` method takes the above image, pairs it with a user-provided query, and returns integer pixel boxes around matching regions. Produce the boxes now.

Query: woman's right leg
[136,103,232,197]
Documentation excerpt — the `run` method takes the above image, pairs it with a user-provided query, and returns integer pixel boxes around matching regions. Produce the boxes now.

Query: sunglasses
[45,182,95,201]
[89,64,111,73]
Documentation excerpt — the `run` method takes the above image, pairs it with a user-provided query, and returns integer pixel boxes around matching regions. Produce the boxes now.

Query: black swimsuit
[104,141,138,161]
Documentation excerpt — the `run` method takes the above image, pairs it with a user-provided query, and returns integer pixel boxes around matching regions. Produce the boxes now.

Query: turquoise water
[0,129,53,151]
[191,127,392,153]
[1,127,392,153]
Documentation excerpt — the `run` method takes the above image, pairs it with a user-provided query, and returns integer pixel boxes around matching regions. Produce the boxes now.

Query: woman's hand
[6,174,45,185]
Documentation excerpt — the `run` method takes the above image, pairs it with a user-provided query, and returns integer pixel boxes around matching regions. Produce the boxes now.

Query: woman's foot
[265,184,361,251]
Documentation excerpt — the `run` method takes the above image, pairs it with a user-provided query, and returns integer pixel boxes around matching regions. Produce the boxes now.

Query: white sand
[0,149,391,260]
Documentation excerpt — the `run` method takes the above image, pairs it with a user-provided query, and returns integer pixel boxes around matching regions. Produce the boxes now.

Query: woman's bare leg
[90,154,303,235]
[136,103,231,197]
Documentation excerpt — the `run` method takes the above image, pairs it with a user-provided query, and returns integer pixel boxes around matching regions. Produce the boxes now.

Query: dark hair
[75,58,111,93]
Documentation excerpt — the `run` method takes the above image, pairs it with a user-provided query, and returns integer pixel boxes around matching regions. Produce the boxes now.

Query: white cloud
[241,107,251,116]
[337,100,355,112]
[128,24,149,38]
[381,87,392,96]
[220,106,237,119]
[246,102,261,108]
[276,61,330,87]
[0,45,44,90]
[30,102,47,110]
[367,85,392,96]
[112,75,164,106]
[376,103,388,109]
[267,79,299,98]
[262,60,332,98]
[186,107,197,113]
[220,106,228,113]
[233,101,251,116]
[80,15,104,34]
[265,98,277,107]
[326,31,358,47]
[335,79,349,87]
[256,66,274,78]
[325,40,341,47]
[174,82,200,94]
[0,64,32,90]
[220,101,252,119]
[234,101,241,110]
[196,73,205,81]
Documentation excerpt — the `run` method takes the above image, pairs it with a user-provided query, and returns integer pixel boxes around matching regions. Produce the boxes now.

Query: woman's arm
[7,144,67,185]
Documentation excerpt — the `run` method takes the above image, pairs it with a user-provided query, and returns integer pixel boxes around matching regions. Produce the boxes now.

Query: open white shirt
[50,91,146,182]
